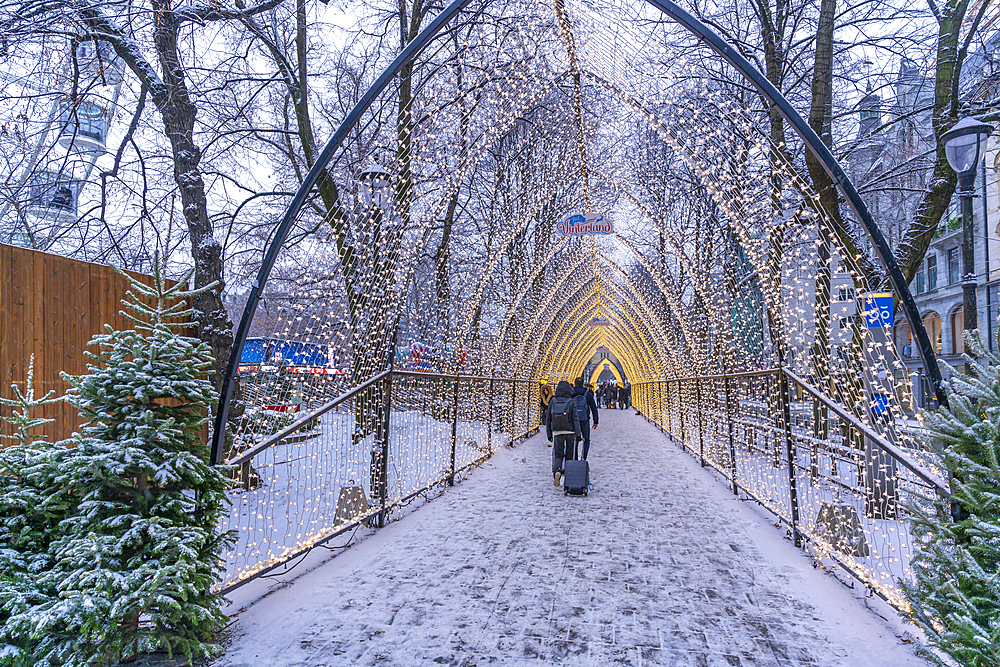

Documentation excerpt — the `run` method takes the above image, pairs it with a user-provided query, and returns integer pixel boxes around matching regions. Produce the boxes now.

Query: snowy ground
[214,410,925,666]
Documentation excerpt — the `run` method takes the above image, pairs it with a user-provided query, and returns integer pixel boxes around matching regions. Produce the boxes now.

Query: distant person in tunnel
[573,377,599,460]
[621,382,631,410]
[546,380,581,487]
[539,381,554,447]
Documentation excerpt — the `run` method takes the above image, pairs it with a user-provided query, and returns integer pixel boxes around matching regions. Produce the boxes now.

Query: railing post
[656,382,662,430]
[669,380,676,438]
[810,413,820,485]
[663,381,671,434]
[377,371,393,528]
[487,377,495,454]
[770,375,781,468]
[509,380,516,444]
[725,374,738,495]
[695,377,705,467]
[449,375,459,486]
[678,379,687,449]
[657,382,663,428]
[777,367,801,547]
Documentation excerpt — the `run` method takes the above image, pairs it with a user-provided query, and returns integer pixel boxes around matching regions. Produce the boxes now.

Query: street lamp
[358,163,393,525]
[358,164,392,211]
[941,117,993,349]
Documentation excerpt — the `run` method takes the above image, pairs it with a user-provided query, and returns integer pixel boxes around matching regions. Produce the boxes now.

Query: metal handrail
[391,370,533,383]
[636,368,950,497]
[224,369,391,466]
[224,369,531,467]
[631,368,779,384]
[781,368,950,497]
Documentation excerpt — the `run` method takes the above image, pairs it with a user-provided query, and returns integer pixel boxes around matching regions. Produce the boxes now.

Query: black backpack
[550,397,575,431]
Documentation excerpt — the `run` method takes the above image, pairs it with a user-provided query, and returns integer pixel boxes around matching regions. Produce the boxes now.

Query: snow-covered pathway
[215,410,923,667]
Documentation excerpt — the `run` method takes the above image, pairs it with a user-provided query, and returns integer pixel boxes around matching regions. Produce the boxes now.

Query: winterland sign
[588,317,611,327]
[556,212,613,236]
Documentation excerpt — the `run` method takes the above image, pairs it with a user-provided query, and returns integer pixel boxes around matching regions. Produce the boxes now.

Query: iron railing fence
[215,370,539,593]
[633,369,948,610]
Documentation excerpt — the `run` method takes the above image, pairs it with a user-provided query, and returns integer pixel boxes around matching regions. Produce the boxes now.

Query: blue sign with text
[860,292,893,328]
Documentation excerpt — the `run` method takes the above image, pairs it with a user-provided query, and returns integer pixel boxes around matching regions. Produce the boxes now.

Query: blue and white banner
[859,292,893,328]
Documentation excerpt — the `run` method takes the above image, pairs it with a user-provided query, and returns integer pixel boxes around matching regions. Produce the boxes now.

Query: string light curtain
[213,0,942,607]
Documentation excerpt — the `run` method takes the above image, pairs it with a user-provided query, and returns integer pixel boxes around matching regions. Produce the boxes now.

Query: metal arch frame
[211,0,946,462]
[540,278,667,381]
[637,0,945,413]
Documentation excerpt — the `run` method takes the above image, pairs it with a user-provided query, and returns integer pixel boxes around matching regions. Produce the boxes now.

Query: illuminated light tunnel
[208,0,949,607]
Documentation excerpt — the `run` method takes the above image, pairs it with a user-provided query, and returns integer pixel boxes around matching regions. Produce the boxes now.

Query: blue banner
[859,292,893,328]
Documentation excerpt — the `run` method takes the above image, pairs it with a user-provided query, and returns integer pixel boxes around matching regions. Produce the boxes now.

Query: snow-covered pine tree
[0,355,72,666]
[10,260,232,666]
[903,330,1000,667]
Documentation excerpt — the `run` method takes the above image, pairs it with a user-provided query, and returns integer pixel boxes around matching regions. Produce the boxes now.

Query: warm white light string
[207,0,936,603]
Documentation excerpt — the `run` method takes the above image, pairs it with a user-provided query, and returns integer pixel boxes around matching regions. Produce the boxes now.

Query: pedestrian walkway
[215,411,923,667]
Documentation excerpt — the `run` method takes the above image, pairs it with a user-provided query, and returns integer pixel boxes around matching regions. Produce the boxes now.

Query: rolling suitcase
[563,459,589,496]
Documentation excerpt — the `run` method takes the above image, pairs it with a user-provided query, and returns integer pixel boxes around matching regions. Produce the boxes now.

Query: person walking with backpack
[573,377,599,460]
[546,380,581,487]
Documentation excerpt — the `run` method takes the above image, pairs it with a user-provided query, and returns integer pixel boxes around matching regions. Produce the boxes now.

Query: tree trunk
[805,0,836,432]
[150,0,233,410]
[885,0,975,287]
[806,0,843,404]
[757,0,789,211]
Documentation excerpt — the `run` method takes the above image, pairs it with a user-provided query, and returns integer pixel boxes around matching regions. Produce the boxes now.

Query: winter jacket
[572,386,599,426]
[546,380,582,441]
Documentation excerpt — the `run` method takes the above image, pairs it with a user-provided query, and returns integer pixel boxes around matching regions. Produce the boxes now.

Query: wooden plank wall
[0,244,190,444]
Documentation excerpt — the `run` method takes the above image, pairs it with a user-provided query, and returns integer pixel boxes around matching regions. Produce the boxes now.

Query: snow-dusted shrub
[1,263,232,665]
[0,355,74,666]
[903,330,1000,667]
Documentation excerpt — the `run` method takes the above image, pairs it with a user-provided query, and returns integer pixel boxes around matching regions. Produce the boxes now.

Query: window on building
[895,322,913,357]
[837,286,857,302]
[927,255,937,291]
[923,312,942,354]
[838,315,856,330]
[948,247,961,284]
[916,264,925,293]
[952,308,965,355]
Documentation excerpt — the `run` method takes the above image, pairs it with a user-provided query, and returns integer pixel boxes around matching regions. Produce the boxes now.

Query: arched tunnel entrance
[209,0,950,610]
[583,346,627,387]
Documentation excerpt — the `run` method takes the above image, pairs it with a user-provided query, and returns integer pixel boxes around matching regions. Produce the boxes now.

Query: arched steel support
[211,0,946,463]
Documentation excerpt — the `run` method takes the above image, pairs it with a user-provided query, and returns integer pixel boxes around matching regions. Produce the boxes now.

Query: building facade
[884,45,1000,407]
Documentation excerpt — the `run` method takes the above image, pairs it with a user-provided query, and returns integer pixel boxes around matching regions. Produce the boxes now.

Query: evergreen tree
[903,330,1000,667]
[0,355,72,666]
[3,261,233,665]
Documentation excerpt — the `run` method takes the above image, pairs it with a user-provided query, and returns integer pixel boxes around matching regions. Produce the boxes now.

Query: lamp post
[358,164,393,298]
[941,117,993,358]
[357,163,393,354]
[359,164,392,211]
[359,164,393,526]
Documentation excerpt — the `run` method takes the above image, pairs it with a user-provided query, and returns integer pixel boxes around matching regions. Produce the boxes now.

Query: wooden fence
[0,244,190,444]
